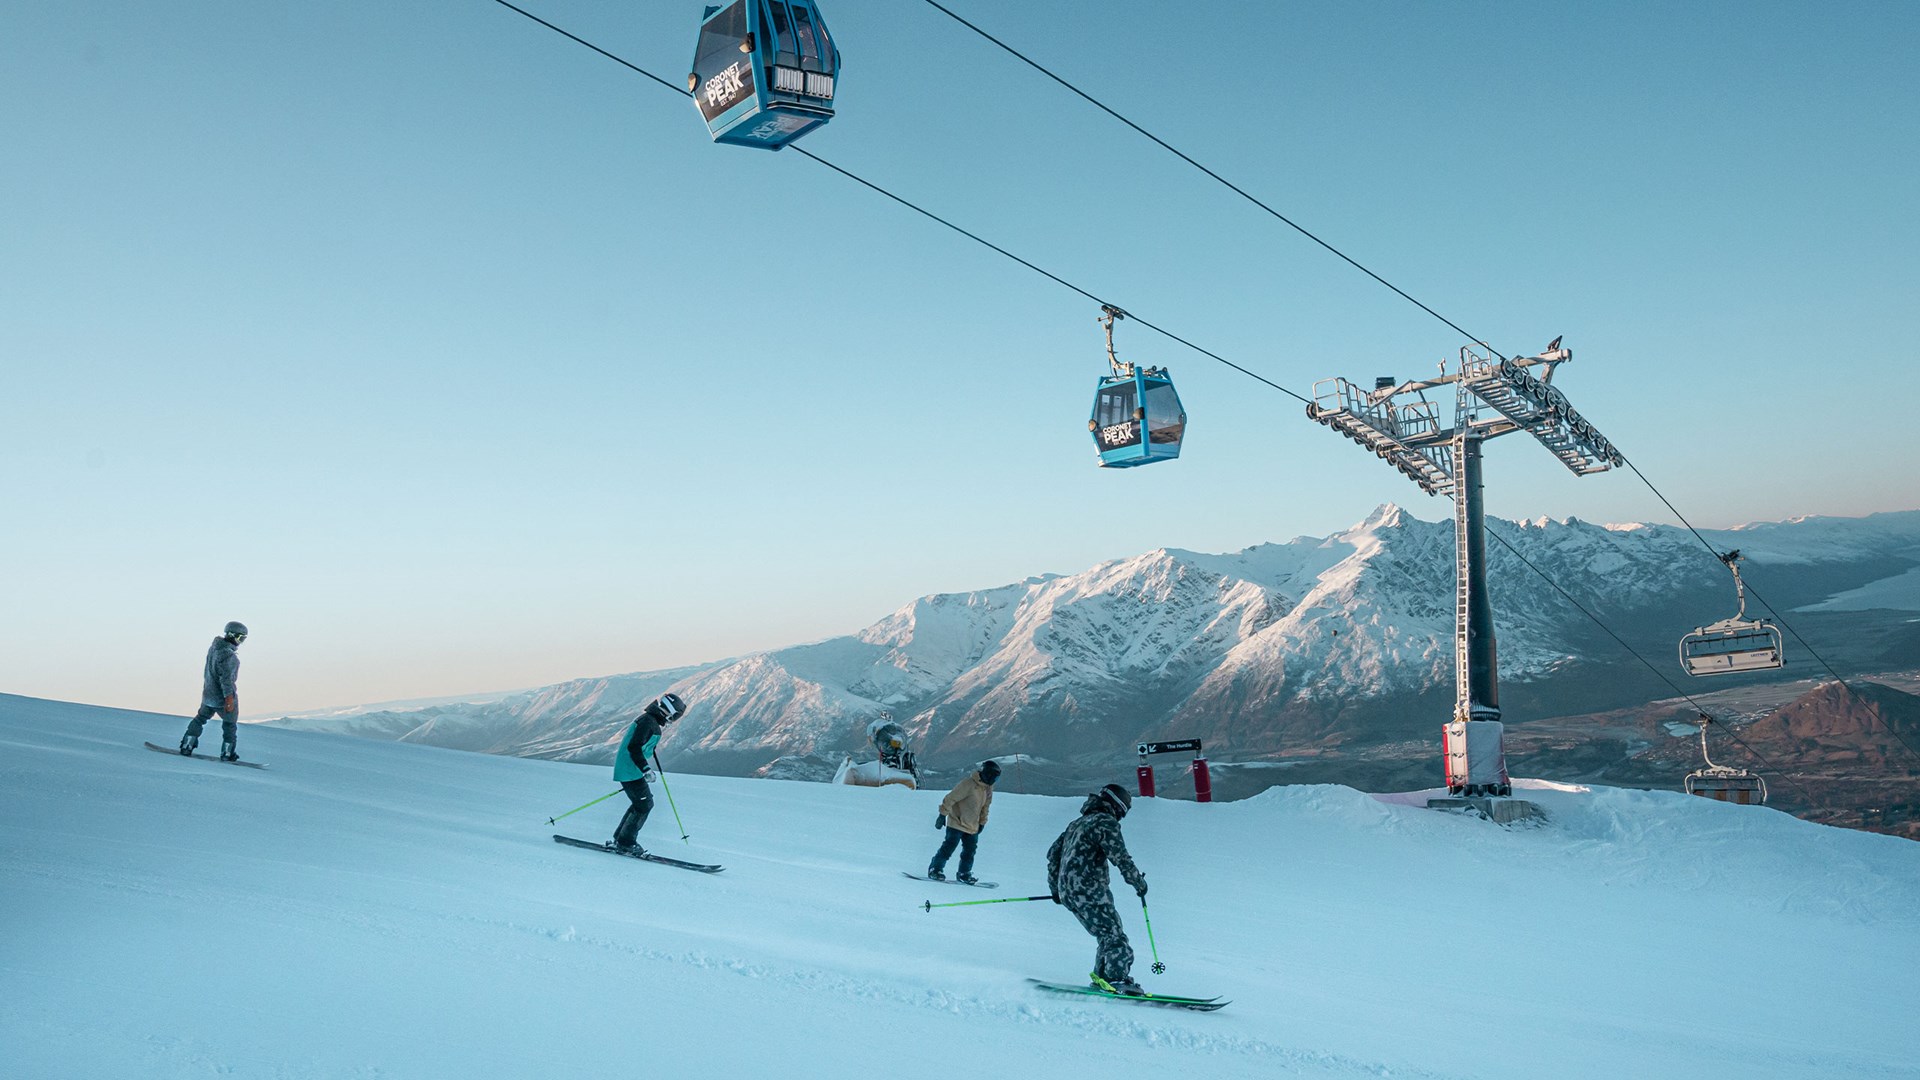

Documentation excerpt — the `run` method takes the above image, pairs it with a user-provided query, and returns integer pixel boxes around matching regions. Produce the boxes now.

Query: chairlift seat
[1685,766,1767,804]
[1679,619,1784,677]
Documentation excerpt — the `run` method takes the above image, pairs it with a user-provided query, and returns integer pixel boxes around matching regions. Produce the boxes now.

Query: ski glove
[641,768,656,783]
[223,695,236,712]
[935,814,946,830]
[1134,878,1148,899]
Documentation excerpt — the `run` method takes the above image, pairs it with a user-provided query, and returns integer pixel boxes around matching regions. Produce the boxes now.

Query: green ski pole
[1140,897,1166,974]
[547,789,622,825]
[923,895,1054,913]
[653,753,690,843]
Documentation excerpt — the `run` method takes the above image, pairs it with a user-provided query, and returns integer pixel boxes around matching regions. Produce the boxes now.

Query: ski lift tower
[1306,338,1622,822]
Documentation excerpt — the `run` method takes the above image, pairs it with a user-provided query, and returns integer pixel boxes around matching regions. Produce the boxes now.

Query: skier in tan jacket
[926,759,1001,884]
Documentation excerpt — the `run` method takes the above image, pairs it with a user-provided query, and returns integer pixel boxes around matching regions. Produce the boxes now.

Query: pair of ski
[1026,979,1227,1011]
[552,834,723,873]
[143,741,267,770]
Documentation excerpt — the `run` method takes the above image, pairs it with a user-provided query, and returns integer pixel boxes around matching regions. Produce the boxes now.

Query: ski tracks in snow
[465,913,1467,1080]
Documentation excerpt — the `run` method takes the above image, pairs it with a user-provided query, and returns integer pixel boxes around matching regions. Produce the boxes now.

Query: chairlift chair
[1089,306,1186,468]
[690,1,839,150]
[1679,549,1784,676]
[1684,716,1767,804]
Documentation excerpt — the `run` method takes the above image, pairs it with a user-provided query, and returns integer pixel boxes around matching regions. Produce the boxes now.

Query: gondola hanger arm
[1100,305,1129,376]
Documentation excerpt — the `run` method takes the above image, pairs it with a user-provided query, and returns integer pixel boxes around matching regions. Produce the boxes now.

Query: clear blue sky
[4,1,1916,717]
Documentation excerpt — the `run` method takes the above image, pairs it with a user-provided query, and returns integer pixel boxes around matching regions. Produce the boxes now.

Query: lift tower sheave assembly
[1307,338,1622,821]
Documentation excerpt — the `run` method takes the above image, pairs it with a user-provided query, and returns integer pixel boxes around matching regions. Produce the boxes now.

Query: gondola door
[1092,376,1146,466]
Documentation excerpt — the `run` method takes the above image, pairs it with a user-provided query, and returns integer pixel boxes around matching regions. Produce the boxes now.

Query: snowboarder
[1046,782,1149,996]
[611,693,686,855]
[179,621,247,761]
[927,759,1000,883]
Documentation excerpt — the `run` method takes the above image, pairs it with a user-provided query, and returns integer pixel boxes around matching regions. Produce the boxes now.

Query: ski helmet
[224,621,249,642]
[979,759,1002,784]
[652,692,686,723]
[1094,782,1132,819]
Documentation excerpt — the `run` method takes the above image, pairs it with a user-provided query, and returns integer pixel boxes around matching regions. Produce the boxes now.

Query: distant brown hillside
[1744,681,1920,767]
[1716,680,1920,839]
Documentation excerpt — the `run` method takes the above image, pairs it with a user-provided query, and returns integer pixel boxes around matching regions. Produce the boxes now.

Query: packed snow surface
[4,694,1917,1079]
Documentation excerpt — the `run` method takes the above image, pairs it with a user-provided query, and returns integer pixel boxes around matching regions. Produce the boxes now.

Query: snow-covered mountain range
[268,507,1920,782]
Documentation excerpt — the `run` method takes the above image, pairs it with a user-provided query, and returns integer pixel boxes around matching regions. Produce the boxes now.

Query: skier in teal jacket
[611,693,686,854]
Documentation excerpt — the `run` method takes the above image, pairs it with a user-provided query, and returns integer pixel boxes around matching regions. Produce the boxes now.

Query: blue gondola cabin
[1090,367,1186,467]
[690,1,839,150]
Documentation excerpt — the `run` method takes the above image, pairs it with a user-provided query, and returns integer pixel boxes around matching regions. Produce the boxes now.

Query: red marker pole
[1192,753,1213,804]
[1137,763,1155,798]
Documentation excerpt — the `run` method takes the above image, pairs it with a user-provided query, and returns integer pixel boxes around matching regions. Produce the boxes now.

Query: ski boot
[956,872,978,885]
[1092,974,1146,997]
[611,840,645,857]
[220,742,239,763]
[925,868,946,881]
[178,735,197,756]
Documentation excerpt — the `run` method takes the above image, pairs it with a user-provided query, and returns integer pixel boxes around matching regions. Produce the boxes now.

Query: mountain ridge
[267,506,1920,791]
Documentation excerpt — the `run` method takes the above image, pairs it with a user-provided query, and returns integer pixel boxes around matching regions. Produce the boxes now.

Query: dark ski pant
[183,705,238,750]
[613,778,653,848]
[1066,894,1133,984]
[928,827,978,877]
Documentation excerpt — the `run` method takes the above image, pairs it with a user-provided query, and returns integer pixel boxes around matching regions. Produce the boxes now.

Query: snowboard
[1026,978,1227,1011]
[902,871,998,889]
[144,741,267,770]
[552,834,724,873]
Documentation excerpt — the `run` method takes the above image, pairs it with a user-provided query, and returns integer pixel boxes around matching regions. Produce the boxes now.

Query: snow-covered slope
[267,508,1920,777]
[5,694,1917,1079]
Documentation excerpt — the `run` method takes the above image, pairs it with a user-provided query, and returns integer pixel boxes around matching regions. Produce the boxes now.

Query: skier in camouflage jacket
[1046,783,1149,993]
